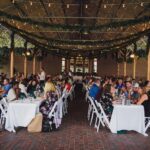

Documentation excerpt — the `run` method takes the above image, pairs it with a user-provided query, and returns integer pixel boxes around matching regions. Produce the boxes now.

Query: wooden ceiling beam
[60,0,68,25]
[92,0,103,26]
[39,0,62,40]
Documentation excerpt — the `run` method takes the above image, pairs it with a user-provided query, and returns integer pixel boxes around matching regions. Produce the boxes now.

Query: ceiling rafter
[38,0,62,40]
[60,0,68,25]
[92,0,103,26]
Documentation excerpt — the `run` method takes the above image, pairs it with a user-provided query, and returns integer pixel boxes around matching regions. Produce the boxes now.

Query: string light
[48,3,51,7]
[11,0,15,3]
[85,4,88,9]
[140,2,144,6]
[30,1,32,6]
[122,4,126,8]
[67,4,70,8]
[26,51,31,56]
[130,54,135,58]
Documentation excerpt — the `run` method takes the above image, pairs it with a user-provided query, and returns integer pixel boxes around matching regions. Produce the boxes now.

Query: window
[61,58,65,72]
[93,58,97,73]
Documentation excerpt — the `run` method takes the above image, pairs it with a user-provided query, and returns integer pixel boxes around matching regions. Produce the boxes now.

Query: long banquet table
[109,104,147,136]
[5,98,42,132]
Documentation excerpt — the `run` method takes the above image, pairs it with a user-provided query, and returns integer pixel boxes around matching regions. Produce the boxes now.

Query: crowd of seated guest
[86,76,150,119]
[0,69,73,131]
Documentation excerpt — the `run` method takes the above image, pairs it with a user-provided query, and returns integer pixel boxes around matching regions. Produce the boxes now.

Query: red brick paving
[0,93,150,150]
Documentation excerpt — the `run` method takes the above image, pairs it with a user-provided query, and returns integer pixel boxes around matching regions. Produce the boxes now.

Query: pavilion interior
[0,0,150,79]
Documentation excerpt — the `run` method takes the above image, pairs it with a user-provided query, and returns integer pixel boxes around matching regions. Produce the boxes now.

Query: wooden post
[133,57,137,79]
[147,52,150,80]
[10,32,15,78]
[10,49,14,78]
[24,56,27,77]
[24,41,28,77]
[124,61,127,77]
[89,59,93,74]
[74,57,76,73]
[39,61,42,70]
[66,58,70,72]
[33,55,36,74]
[117,63,120,77]
[83,58,85,73]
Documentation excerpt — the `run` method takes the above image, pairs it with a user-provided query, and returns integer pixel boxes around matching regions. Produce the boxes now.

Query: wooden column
[10,32,15,78]
[65,58,70,72]
[133,57,137,79]
[24,56,27,77]
[39,61,42,70]
[24,41,27,77]
[123,61,127,77]
[89,59,93,73]
[33,55,36,74]
[74,58,76,73]
[83,58,85,73]
[10,49,14,78]
[117,63,120,77]
[147,52,150,80]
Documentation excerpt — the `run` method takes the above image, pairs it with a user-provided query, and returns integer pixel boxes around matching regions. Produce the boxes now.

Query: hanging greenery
[135,49,147,58]
[0,10,150,32]
[0,28,11,48]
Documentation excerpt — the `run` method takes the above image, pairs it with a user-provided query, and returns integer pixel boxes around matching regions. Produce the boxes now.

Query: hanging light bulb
[11,0,15,3]
[48,3,51,7]
[122,4,125,8]
[26,51,31,56]
[140,2,144,6]
[67,4,70,8]
[12,19,14,24]
[30,1,32,6]
[104,4,107,8]
[130,54,135,58]
[85,4,88,9]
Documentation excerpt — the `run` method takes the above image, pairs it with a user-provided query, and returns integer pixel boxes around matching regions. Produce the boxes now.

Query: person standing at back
[38,67,46,87]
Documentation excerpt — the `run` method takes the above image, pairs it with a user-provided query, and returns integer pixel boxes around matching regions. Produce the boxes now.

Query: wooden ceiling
[0,0,150,57]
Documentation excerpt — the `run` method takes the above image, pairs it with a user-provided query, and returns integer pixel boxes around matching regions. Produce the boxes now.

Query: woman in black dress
[137,87,150,117]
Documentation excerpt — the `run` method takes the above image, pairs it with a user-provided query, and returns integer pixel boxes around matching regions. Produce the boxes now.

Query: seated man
[1,78,11,98]
[7,81,20,102]
[89,79,101,100]
[131,83,140,104]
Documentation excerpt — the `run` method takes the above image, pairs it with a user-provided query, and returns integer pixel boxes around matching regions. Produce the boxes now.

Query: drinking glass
[126,99,131,105]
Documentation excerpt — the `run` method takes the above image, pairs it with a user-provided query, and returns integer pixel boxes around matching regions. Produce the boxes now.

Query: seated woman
[64,78,72,92]
[40,85,59,132]
[19,79,28,98]
[98,84,114,118]
[44,77,56,97]
[27,80,37,98]
[137,86,150,117]
[7,81,20,102]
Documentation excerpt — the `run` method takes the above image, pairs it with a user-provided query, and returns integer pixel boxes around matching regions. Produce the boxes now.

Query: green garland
[1,21,149,54]
[0,10,150,32]
[2,20,150,46]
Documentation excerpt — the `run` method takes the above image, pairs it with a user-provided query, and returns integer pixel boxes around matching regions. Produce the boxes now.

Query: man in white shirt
[38,67,46,87]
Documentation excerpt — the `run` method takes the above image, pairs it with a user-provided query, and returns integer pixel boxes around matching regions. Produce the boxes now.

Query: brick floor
[0,85,150,150]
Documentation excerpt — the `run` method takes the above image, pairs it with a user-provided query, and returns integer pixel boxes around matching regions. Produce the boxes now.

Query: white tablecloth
[5,98,42,132]
[109,105,146,135]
